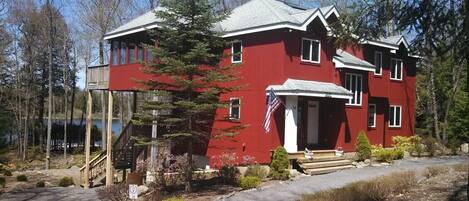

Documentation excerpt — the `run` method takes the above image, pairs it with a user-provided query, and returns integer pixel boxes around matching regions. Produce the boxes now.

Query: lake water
[68,119,123,135]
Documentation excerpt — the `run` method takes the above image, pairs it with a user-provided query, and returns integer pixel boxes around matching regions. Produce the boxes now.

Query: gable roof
[362,35,410,50]
[104,0,339,40]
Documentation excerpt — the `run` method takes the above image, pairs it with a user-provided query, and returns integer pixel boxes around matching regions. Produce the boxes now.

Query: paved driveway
[0,187,98,201]
[220,156,468,201]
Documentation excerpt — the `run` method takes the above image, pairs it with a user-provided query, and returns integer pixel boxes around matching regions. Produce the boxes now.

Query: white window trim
[231,41,242,64]
[389,105,402,128]
[300,38,321,64]
[345,73,362,106]
[229,98,241,120]
[374,51,382,76]
[390,58,403,81]
[368,104,376,128]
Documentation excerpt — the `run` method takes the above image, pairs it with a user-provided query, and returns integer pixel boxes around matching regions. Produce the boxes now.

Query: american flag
[262,89,282,133]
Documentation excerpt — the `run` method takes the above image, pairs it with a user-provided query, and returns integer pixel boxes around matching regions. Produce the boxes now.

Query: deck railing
[87,64,109,90]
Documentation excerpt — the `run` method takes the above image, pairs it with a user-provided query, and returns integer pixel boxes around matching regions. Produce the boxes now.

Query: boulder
[137,185,149,196]
[364,159,371,165]
[461,143,468,153]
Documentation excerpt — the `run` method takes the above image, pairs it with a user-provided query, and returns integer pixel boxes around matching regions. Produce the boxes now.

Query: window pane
[147,48,153,62]
[389,106,395,126]
[301,39,311,61]
[311,41,319,62]
[230,99,240,119]
[232,42,242,62]
[128,44,135,63]
[351,75,356,104]
[357,76,362,104]
[368,105,376,127]
[397,61,402,79]
[396,107,401,126]
[374,52,381,74]
[120,42,126,64]
[112,41,119,65]
[391,59,396,79]
[138,46,144,62]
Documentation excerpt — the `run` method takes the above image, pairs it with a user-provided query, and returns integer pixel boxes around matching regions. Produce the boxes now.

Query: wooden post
[106,91,114,186]
[84,90,93,189]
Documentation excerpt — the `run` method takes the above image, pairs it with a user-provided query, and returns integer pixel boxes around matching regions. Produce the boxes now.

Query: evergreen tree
[134,0,242,192]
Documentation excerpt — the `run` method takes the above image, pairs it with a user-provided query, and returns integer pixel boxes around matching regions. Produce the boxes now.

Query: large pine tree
[135,0,241,192]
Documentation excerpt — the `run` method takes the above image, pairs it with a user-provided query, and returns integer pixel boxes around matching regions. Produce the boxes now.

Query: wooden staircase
[289,150,354,175]
[80,121,150,186]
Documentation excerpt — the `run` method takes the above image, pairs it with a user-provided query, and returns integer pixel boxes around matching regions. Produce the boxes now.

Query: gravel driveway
[219,156,468,201]
[0,187,98,201]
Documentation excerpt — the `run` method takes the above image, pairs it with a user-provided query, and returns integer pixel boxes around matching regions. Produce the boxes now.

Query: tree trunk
[46,0,54,170]
[23,97,30,161]
[64,67,68,159]
[442,64,463,143]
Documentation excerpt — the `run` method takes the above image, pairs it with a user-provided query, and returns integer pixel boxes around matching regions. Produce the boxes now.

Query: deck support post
[84,90,93,189]
[284,95,298,153]
[106,90,114,186]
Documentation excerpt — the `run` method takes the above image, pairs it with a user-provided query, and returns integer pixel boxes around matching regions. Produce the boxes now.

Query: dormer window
[231,41,242,63]
[301,38,320,63]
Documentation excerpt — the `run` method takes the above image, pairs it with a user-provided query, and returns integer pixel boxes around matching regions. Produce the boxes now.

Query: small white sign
[129,184,139,199]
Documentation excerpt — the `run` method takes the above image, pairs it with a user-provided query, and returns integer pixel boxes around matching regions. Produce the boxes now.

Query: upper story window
[128,44,136,64]
[147,48,153,62]
[390,58,403,80]
[389,105,402,127]
[345,73,362,106]
[301,38,320,63]
[137,46,144,62]
[111,41,119,65]
[229,98,240,120]
[368,104,376,127]
[374,51,382,75]
[231,41,242,63]
[120,42,127,65]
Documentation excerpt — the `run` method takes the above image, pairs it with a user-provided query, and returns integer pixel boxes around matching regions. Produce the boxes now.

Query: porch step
[297,156,346,163]
[305,165,355,175]
[288,150,337,159]
[299,159,352,169]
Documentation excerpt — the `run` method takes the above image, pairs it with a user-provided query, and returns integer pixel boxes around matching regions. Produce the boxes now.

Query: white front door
[307,101,319,145]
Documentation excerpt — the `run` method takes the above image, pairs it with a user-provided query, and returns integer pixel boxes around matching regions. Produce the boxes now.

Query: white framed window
[301,38,320,63]
[229,98,241,120]
[390,58,403,80]
[231,41,242,63]
[345,73,362,106]
[111,41,119,65]
[368,104,376,128]
[374,51,382,75]
[389,105,402,127]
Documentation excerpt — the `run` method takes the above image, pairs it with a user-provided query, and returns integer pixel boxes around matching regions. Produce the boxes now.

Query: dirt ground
[388,164,468,201]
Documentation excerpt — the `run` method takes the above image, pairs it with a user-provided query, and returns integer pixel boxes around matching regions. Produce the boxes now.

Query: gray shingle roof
[333,49,375,71]
[267,78,353,99]
[104,0,337,40]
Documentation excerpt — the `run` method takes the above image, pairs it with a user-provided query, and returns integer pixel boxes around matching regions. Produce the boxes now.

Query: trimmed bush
[36,181,45,188]
[239,176,261,189]
[372,145,404,162]
[0,177,5,188]
[58,177,74,187]
[16,174,27,182]
[4,170,11,176]
[270,146,290,180]
[355,131,372,161]
[245,165,268,179]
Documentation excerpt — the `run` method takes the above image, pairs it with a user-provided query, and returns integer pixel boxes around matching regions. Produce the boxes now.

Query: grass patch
[239,176,261,190]
[425,166,450,178]
[302,171,416,201]
[245,165,268,179]
[163,196,184,201]
[16,174,27,182]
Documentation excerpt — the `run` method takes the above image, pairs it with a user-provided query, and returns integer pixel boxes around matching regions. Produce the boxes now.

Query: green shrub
[239,176,261,189]
[269,146,289,180]
[447,138,461,155]
[392,136,420,152]
[355,131,372,161]
[245,165,268,179]
[36,181,45,188]
[220,166,239,184]
[422,136,438,156]
[0,177,5,188]
[58,177,74,187]
[4,170,11,176]
[372,145,404,162]
[16,174,27,182]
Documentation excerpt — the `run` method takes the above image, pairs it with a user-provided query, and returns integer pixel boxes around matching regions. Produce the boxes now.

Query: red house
[83,0,418,185]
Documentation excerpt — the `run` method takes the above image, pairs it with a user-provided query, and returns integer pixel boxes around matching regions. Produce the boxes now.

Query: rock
[289,169,301,178]
[352,161,358,166]
[371,163,382,167]
[461,143,468,153]
[380,162,390,166]
[137,185,149,196]
[358,162,366,167]
[69,166,80,170]
[237,166,248,176]
[364,159,371,164]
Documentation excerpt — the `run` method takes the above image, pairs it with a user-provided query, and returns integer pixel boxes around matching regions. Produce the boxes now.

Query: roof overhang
[333,49,375,72]
[266,79,353,100]
[104,23,159,40]
[333,58,375,72]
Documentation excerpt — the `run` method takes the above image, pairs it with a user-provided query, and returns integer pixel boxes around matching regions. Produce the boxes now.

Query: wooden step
[305,165,355,175]
[288,150,337,159]
[299,159,352,169]
[297,156,346,163]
